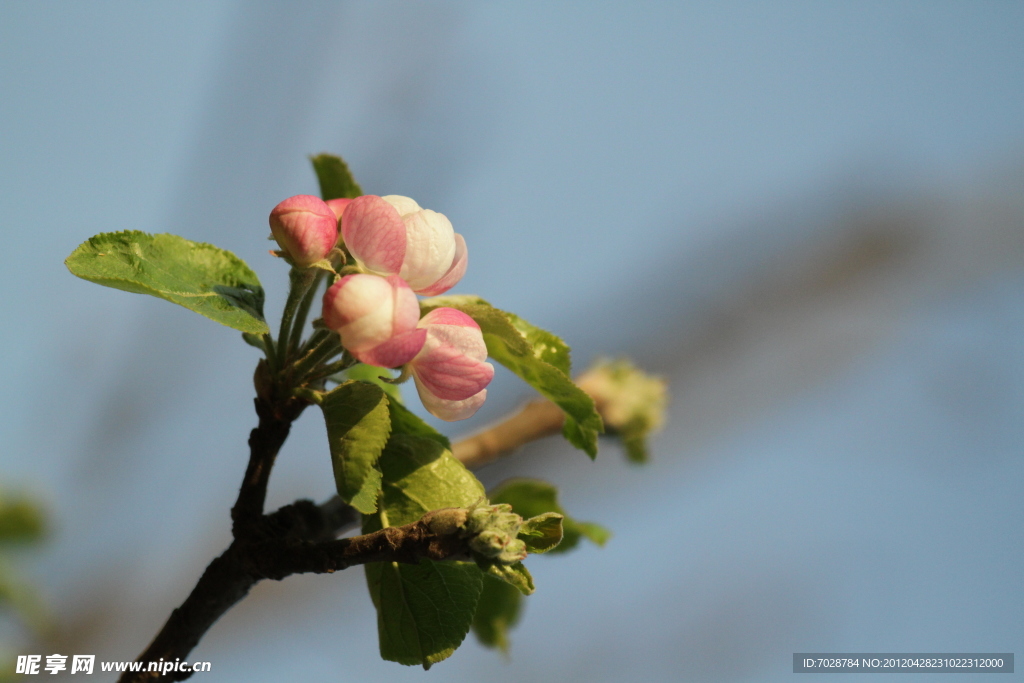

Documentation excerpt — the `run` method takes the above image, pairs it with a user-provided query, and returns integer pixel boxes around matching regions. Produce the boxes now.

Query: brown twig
[120,507,469,683]
[229,398,303,538]
[451,399,566,468]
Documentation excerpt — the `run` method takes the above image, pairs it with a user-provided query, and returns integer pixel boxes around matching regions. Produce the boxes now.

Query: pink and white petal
[416,233,468,296]
[325,198,353,221]
[325,276,389,331]
[356,328,427,368]
[413,344,494,401]
[399,209,456,291]
[420,318,489,363]
[381,195,422,217]
[341,195,406,274]
[323,274,396,352]
[323,275,376,330]
[386,274,422,335]
[418,307,478,329]
[416,384,488,422]
[340,307,395,353]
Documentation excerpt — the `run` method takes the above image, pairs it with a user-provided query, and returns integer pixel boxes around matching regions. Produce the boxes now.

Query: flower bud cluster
[576,359,668,435]
[268,193,492,420]
[464,503,528,565]
[576,359,668,461]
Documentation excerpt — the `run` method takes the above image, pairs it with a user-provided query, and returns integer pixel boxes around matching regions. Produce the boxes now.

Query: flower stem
[303,352,358,383]
[292,333,342,380]
[260,333,278,372]
[277,268,318,366]
[286,271,325,355]
[300,328,331,355]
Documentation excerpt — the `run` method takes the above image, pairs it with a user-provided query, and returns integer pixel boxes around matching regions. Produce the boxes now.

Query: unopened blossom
[269,195,338,267]
[340,195,468,294]
[322,274,426,368]
[408,307,494,421]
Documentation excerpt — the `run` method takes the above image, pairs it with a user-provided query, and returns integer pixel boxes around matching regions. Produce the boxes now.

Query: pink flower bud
[269,195,338,267]
[341,195,469,294]
[322,274,426,367]
[409,307,494,421]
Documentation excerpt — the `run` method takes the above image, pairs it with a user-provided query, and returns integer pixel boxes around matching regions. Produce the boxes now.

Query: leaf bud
[499,538,528,564]
[470,530,510,557]
[577,358,669,463]
[463,502,529,563]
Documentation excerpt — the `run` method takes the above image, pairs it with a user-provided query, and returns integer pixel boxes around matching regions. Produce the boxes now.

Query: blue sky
[2,2,1022,680]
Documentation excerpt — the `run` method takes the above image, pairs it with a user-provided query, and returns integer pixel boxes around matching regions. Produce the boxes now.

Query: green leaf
[561,416,599,459]
[65,231,268,334]
[479,561,534,595]
[0,498,45,545]
[518,512,563,554]
[320,381,391,514]
[574,521,612,547]
[363,435,486,668]
[504,311,571,376]
[472,574,523,653]
[344,363,404,404]
[311,153,364,200]
[420,295,602,458]
[368,434,484,528]
[240,332,267,351]
[489,479,610,554]
[387,400,451,450]
[365,558,483,669]
[621,433,649,463]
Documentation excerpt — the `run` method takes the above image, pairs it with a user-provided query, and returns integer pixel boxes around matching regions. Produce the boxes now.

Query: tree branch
[230,385,306,538]
[450,361,662,468]
[451,399,566,468]
[127,361,625,681]
[120,510,470,683]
